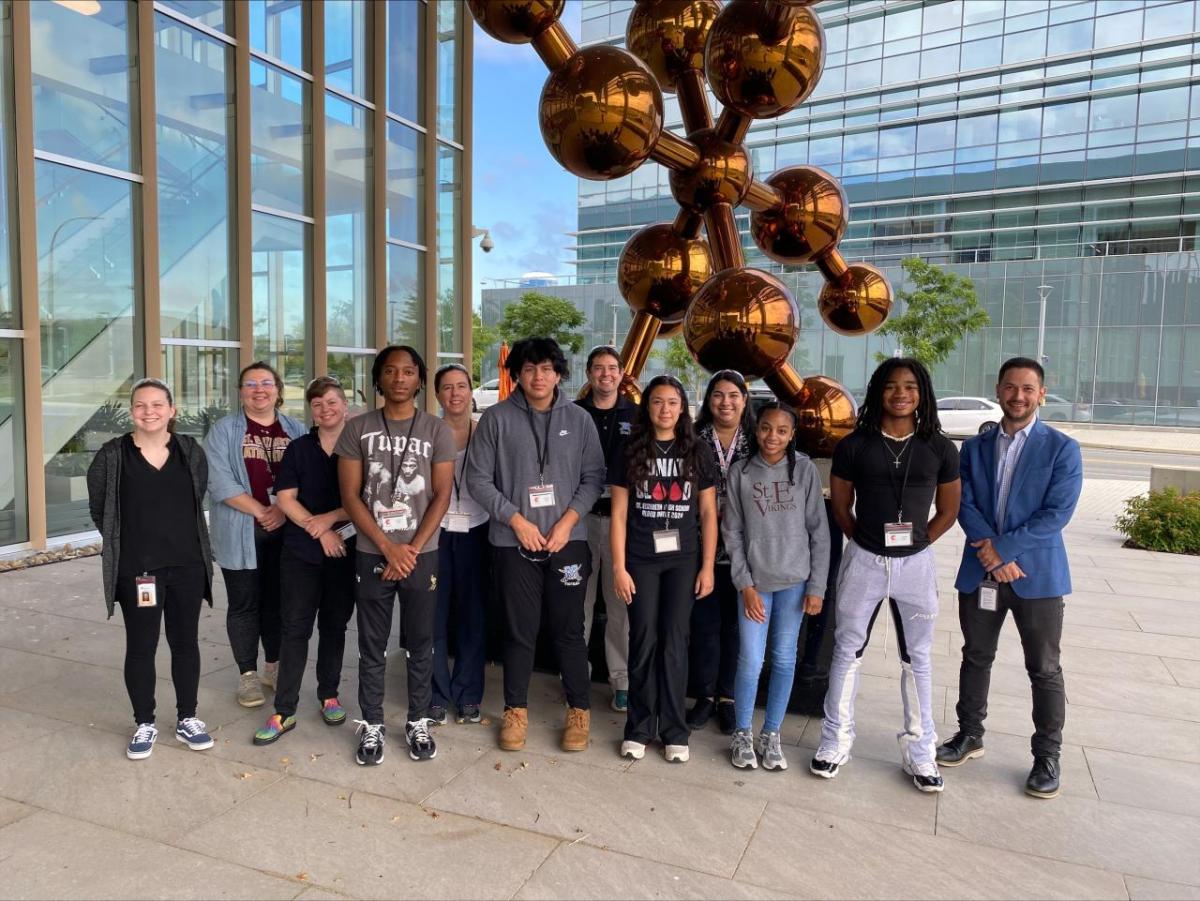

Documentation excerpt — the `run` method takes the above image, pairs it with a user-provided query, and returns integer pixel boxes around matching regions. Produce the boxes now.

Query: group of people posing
[87,338,1083,800]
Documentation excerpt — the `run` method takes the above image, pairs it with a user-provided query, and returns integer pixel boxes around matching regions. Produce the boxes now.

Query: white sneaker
[261,661,279,691]
[620,740,645,760]
[663,744,689,763]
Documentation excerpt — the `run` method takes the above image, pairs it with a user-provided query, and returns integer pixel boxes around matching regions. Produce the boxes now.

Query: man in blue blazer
[937,357,1083,800]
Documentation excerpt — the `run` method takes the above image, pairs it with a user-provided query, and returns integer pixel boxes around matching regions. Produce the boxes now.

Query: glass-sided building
[573,0,1200,429]
[0,0,472,552]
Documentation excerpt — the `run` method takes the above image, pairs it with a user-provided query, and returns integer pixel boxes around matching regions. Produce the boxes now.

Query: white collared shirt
[995,416,1037,530]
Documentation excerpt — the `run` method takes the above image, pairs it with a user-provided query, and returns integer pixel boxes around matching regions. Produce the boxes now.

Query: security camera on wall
[480,234,495,252]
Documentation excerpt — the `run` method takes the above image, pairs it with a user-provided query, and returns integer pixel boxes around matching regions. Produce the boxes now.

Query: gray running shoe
[756,730,788,771]
[237,671,265,708]
[730,728,758,769]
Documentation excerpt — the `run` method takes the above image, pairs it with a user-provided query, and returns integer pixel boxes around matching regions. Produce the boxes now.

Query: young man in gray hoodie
[466,337,606,753]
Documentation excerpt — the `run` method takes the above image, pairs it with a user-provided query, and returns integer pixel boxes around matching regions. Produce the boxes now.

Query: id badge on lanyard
[379,507,414,532]
[653,528,681,554]
[979,579,1000,611]
[883,521,913,547]
[135,574,158,608]
[444,510,471,533]
[529,484,556,508]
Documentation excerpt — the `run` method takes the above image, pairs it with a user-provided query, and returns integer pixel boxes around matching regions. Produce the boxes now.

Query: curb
[1074,440,1199,456]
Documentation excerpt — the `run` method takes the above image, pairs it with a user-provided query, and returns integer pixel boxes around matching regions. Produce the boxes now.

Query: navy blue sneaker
[175,717,214,751]
[127,723,158,760]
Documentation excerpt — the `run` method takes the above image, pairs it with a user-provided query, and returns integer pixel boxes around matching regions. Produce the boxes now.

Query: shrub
[1114,488,1200,555]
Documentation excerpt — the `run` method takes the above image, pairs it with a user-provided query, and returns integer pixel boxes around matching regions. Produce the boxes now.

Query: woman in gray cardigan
[87,379,215,759]
[204,361,305,707]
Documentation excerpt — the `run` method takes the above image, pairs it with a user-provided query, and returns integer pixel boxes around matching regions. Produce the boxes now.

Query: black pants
[116,564,207,725]
[274,546,356,718]
[495,541,592,710]
[355,550,437,724]
[432,523,489,710]
[688,563,738,701]
[956,583,1067,758]
[221,526,283,673]
[626,553,697,746]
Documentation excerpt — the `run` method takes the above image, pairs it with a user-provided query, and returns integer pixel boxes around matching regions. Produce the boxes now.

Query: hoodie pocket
[749,532,806,587]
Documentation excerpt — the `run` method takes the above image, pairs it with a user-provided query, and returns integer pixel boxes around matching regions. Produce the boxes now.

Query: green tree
[651,334,705,401]
[874,257,990,367]
[471,309,499,384]
[496,291,587,354]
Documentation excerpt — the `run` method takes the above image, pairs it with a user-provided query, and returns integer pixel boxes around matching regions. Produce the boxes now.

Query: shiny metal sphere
[750,165,847,264]
[618,223,713,323]
[818,262,893,336]
[539,46,664,180]
[656,318,685,339]
[705,1,825,119]
[467,0,564,44]
[683,267,798,379]
[668,127,752,213]
[626,0,721,92]
[792,374,857,459]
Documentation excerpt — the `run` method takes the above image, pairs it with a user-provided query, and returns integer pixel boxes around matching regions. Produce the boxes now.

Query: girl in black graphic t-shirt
[611,376,717,763]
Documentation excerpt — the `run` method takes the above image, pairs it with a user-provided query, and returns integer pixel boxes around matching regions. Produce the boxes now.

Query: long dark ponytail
[757,402,800,485]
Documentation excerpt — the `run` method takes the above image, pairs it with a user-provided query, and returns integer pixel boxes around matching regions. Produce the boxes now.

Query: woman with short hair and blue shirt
[205,361,306,708]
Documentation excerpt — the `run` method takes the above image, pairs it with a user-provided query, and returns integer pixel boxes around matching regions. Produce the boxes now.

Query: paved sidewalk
[1,479,1198,900]
[1057,424,1200,456]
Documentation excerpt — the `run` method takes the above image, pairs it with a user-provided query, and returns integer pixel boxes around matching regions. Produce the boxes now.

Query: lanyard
[882,432,916,521]
[653,439,676,530]
[451,422,474,508]
[710,426,740,477]
[379,409,419,488]
[526,401,554,484]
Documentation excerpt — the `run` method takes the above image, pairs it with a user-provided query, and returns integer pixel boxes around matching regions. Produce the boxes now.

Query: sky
[470,1,583,312]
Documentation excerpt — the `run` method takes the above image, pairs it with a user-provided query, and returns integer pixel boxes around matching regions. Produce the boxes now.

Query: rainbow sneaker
[253,713,295,746]
[321,698,347,726]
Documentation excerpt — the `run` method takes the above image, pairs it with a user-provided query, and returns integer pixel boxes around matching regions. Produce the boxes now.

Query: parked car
[472,378,500,412]
[1042,393,1091,423]
[936,396,1002,437]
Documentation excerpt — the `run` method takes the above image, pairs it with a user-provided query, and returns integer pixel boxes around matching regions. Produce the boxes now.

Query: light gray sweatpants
[585,512,629,691]
[818,540,940,768]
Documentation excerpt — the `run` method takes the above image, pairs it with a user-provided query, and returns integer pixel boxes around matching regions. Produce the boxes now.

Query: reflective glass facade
[0,0,472,551]
[571,0,1200,428]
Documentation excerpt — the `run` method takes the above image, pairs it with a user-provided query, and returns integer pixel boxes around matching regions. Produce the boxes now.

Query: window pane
[159,0,227,33]
[387,243,424,354]
[249,0,307,71]
[252,212,309,418]
[437,0,459,141]
[155,15,235,341]
[437,145,461,356]
[0,6,14,330]
[387,120,423,245]
[326,94,371,349]
[1139,86,1190,125]
[251,60,310,216]
[325,0,371,100]
[0,339,27,544]
[387,0,423,123]
[31,0,134,172]
[36,162,138,537]
[1091,93,1138,130]
[162,344,236,439]
[327,351,372,412]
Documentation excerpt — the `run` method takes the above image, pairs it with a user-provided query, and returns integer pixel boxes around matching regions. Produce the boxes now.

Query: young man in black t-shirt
[810,359,960,793]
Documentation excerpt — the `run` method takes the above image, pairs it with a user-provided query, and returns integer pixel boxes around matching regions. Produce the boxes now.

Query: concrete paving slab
[1134,612,1200,638]
[424,751,765,878]
[1104,579,1200,603]
[1064,670,1200,722]
[0,721,285,843]
[1124,876,1200,900]
[1083,747,1200,818]
[514,842,799,901]
[176,775,557,900]
[1163,656,1200,688]
[936,774,1200,885]
[736,803,1127,900]
[1060,623,1200,660]
[0,795,37,830]
[292,890,355,901]
[0,702,59,755]
[0,810,301,899]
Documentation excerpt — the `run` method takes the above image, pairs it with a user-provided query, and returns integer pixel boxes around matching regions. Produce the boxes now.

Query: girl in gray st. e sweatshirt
[721,405,831,770]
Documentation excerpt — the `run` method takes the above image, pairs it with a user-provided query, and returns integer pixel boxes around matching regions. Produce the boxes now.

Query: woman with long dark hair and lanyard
[687,369,757,734]
[611,376,717,763]
[429,364,490,726]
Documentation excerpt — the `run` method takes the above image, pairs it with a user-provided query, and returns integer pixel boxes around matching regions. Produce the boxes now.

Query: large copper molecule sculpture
[468,0,894,456]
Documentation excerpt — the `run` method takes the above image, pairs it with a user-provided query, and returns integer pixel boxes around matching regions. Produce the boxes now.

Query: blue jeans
[733,583,806,733]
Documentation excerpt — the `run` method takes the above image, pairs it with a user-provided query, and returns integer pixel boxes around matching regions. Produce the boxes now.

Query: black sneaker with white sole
[427,705,447,726]
[406,718,437,761]
[809,752,843,779]
[456,704,482,724]
[904,762,945,793]
[354,720,386,766]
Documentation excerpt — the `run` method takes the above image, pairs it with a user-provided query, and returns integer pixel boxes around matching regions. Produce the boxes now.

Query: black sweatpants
[432,523,490,710]
[274,546,356,718]
[625,553,698,746]
[688,563,739,702]
[116,563,207,725]
[495,541,592,710]
[355,550,438,724]
[956,583,1067,758]
[221,525,283,673]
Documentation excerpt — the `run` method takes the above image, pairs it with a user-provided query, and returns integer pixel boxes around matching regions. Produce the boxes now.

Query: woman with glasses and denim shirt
[611,376,718,764]
[204,361,306,708]
[87,379,216,759]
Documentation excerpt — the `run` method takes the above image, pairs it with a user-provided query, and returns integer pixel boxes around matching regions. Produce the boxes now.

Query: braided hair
[856,357,942,440]
[756,402,801,485]
[624,375,699,487]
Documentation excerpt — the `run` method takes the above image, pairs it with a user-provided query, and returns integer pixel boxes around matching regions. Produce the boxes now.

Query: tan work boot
[562,707,590,752]
[499,707,528,751]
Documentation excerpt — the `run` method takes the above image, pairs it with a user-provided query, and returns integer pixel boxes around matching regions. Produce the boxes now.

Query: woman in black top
[86,379,215,760]
[253,376,356,745]
[610,376,717,763]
